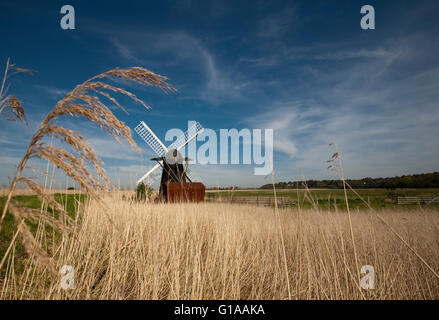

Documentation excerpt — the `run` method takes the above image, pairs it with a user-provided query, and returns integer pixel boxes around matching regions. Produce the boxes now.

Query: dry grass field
[1,193,438,300]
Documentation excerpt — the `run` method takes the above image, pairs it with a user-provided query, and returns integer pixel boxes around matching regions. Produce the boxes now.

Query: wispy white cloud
[34,85,69,98]
[245,34,439,180]
[91,26,247,104]
[85,137,141,162]
[257,6,297,39]
[241,43,400,70]
[0,155,22,165]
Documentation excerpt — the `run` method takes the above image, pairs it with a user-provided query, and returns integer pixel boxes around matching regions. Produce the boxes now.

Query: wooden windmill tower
[134,121,205,202]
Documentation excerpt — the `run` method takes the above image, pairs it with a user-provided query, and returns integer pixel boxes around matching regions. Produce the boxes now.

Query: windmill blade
[135,120,205,186]
[168,121,205,152]
[137,162,162,185]
[144,166,163,185]
[135,121,168,157]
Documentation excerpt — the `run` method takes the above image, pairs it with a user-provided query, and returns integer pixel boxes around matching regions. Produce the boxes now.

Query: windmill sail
[137,163,162,185]
[135,121,204,185]
[169,121,204,151]
[134,121,168,157]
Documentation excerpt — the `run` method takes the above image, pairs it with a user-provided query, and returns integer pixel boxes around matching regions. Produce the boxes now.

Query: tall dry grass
[1,62,438,300]
[0,57,34,125]
[2,195,438,300]
[0,66,175,274]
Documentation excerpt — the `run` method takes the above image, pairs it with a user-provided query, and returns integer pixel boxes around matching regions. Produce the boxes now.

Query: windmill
[134,121,205,202]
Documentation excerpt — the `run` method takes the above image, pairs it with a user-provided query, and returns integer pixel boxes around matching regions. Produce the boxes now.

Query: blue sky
[0,0,438,188]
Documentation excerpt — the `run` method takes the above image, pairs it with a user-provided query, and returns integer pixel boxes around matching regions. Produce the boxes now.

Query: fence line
[207,195,293,207]
[397,196,439,205]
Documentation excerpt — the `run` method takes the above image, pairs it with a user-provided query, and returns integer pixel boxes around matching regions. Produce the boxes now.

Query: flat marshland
[1,193,438,299]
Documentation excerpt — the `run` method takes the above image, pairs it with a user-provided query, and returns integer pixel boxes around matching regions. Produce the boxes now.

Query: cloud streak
[245,32,439,180]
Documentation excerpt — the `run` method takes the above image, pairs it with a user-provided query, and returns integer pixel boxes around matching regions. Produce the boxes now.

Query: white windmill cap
[165,149,184,165]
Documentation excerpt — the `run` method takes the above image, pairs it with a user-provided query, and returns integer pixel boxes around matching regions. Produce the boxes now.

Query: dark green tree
[136,182,153,201]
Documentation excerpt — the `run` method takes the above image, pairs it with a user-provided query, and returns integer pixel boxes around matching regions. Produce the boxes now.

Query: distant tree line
[206,186,242,190]
[260,172,439,189]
